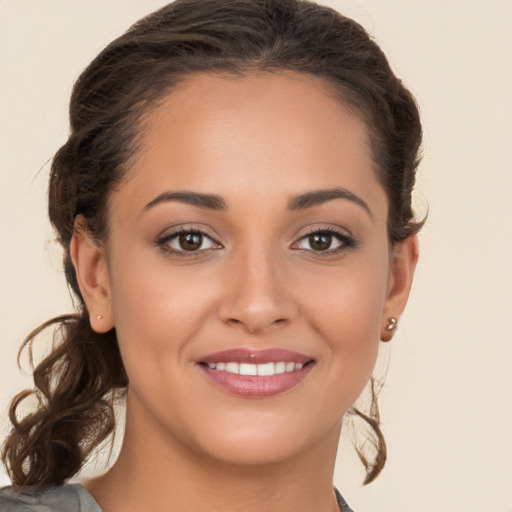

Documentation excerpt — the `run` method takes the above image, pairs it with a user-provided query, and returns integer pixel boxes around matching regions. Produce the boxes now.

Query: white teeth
[239,363,257,376]
[257,362,275,376]
[274,362,286,374]
[206,361,306,376]
[225,362,239,373]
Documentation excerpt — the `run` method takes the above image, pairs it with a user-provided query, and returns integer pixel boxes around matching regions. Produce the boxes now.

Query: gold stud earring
[386,317,397,331]
[381,317,398,342]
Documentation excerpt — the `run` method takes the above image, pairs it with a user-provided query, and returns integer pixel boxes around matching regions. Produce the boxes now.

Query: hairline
[97,67,388,244]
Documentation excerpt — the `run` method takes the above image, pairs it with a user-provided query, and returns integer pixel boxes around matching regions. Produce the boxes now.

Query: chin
[203,437,307,467]
[188,413,340,468]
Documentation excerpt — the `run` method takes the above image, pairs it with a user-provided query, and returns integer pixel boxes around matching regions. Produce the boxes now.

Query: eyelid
[290,226,358,254]
[154,224,357,257]
[155,226,223,255]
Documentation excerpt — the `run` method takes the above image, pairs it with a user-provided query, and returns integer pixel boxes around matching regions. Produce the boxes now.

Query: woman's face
[75,71,416,466]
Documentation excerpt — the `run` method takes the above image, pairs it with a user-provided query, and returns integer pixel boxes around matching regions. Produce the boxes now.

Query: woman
[0,0,423,510]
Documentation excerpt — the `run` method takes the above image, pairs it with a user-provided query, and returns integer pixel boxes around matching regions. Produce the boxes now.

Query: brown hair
[2,0,423,488]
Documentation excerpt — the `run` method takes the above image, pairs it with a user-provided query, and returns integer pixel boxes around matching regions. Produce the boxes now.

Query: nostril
[224,316,289,334]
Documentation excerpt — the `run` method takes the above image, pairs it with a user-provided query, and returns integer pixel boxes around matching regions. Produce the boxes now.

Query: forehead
[113,71,386,217]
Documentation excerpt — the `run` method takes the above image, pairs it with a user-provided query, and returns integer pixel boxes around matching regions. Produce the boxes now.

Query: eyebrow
[142,191,227,212]
[288,187,373,218]
[142,186,372,218]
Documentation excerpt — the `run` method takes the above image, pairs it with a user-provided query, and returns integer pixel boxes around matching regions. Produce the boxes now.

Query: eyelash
[155,228,221,257]
[291,227,357,256]
[155,227,357,257]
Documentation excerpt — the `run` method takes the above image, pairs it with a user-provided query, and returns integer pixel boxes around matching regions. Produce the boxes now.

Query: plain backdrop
[1,1,511,511]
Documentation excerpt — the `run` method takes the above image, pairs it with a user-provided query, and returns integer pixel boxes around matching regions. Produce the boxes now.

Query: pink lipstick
[198,348,314,398]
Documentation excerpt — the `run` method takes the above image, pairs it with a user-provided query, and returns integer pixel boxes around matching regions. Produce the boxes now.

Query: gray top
[0,484,354,511]
[0,484,101,512]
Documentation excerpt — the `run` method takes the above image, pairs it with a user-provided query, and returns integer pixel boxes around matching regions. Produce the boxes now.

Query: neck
[85,397,342,512]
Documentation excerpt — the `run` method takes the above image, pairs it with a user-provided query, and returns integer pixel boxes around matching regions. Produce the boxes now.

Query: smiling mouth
[202,361,307,376]
[198,348,315,397]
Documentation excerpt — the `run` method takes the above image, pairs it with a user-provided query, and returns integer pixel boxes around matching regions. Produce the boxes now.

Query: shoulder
[0,484,101,512]
[335,487,356,512]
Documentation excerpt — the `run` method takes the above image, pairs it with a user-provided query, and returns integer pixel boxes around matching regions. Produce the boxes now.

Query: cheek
[107,252,220,366]
[302,255,388,341]
[297,251,389,392]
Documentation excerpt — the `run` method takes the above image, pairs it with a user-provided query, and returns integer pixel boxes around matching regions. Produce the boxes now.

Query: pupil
[310,233,331,251]
[179,233,202,251]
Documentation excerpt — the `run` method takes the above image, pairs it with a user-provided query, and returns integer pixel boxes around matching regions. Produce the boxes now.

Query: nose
[218,246,298,334]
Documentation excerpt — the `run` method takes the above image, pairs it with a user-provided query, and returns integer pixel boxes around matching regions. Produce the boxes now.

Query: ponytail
[2,314,127,487]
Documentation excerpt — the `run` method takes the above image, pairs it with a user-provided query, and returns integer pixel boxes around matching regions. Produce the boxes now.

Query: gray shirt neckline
[1,483,353,511]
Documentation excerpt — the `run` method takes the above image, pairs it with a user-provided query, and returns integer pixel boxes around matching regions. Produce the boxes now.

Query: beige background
[1,1,511,510]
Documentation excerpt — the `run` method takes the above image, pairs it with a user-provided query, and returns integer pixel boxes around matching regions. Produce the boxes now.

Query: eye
[292,229,355,253]
[156,229,220,254]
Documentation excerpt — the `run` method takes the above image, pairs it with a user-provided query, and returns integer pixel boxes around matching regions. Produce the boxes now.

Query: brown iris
[179,232,203,251]
[309,233,332,251]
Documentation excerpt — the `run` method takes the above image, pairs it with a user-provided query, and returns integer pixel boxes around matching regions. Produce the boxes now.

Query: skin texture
[71,72,418,512]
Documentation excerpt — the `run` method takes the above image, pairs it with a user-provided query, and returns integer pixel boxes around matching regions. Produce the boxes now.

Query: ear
[381,235,419,341]
[70,215,114,333]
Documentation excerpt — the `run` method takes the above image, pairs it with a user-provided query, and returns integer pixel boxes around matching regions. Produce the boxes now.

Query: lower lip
[199,363,314,398]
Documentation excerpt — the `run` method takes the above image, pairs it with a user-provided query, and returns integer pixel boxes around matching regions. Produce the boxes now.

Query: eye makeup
[155,227,222,257]
[154,223,359,259]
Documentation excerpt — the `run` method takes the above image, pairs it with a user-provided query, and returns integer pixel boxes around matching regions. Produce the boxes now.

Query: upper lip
[199,348,313,365]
